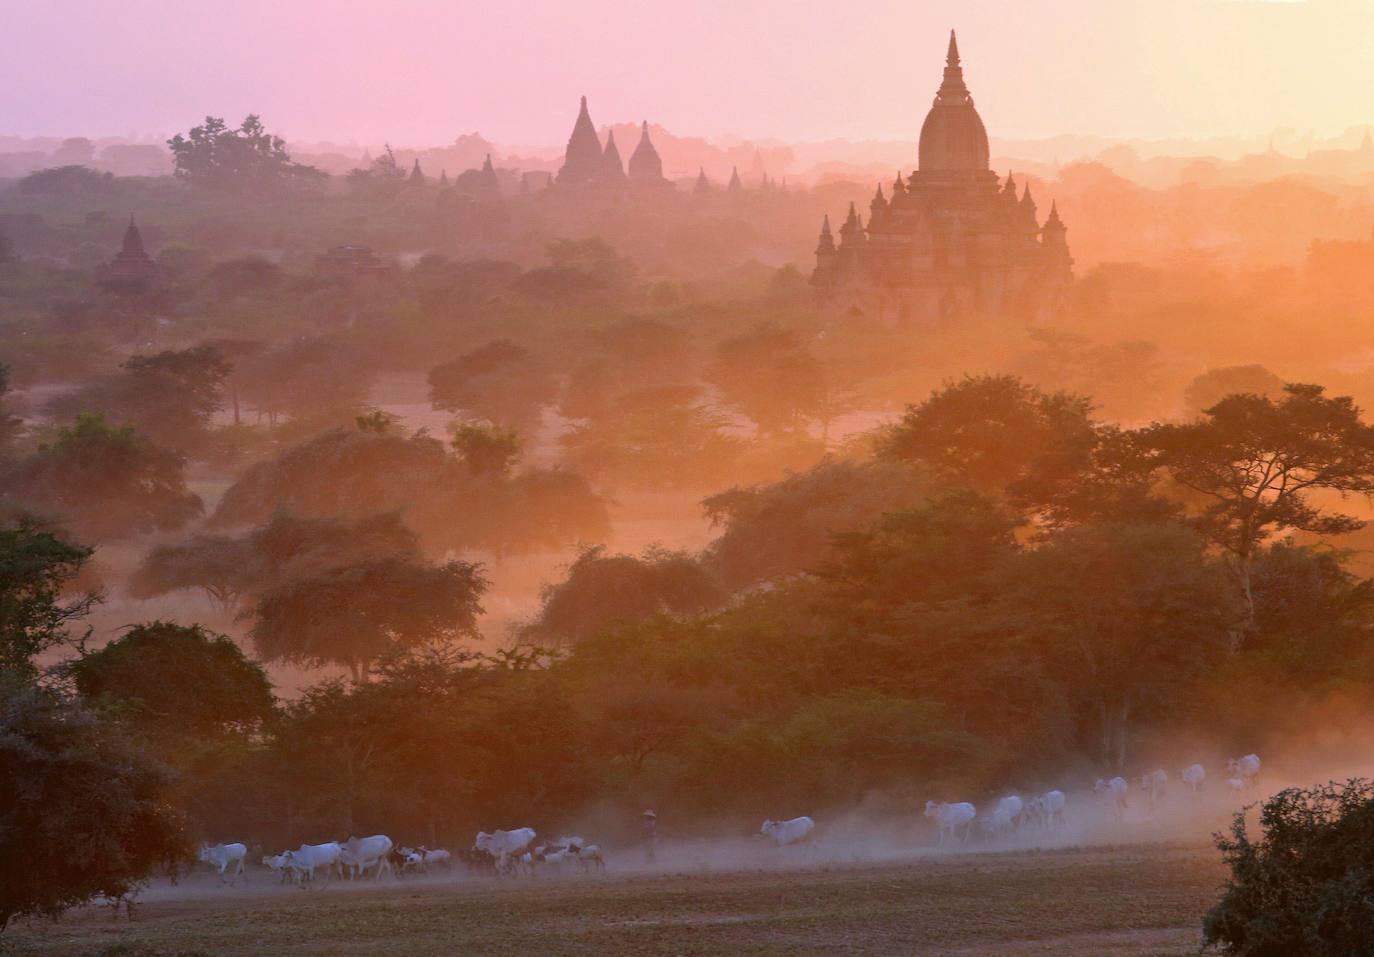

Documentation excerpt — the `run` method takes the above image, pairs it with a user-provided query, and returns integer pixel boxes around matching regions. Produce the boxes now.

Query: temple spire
[694,167,711,194]
[727,166,742,192]
[816,214,835,255]
[947,29,959,67]
[601,129,626,181]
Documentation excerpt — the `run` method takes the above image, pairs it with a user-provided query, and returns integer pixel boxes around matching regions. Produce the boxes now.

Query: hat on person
[643,809,657,817]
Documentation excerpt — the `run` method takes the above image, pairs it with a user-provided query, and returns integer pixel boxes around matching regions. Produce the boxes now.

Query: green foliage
[17,165,116,195]
[2,413,202,541]
[703,457,928,589]
[526,545,726,645]
[0,520,95,681]
[0,684,190,929]
[1204,779,1374,956]
[249,556,487,679]
[451,422,521,477]
[49,346,232,451]
[71,622,275,741]
[707,323,824,436]
[167,115,324,193]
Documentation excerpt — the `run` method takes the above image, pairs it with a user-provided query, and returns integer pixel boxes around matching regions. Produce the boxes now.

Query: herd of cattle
[925,753,1264,844]
[196,831,606,886]
[193,754,1265,883]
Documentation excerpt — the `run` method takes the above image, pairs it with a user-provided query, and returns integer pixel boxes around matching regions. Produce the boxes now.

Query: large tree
[427,340,556,433]
[1138,383,1374,630]
[1,414,202,541]
[249,556,487,680]
[48,345,231,451]
[0,521,96,681]
[167,115,323,192]
[706,324,824,437]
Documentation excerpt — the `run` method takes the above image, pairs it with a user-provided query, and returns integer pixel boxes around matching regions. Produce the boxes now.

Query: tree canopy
[167,115,324,192]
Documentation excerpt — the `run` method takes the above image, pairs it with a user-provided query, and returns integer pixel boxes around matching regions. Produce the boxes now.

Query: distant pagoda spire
[727,166,742,192]
[601,129,626,182]
[439,169,450,187]
[939,29,970,101]
[839,201,864,248]
[409,158,425,185]
[478,153,500,197]
[869,184,888,227]
[628,121,668,185]
[121,214,146,258]
[558,95,605,185]
[816,214,836,255]
[892,172,906,197]
[694,167,711,194]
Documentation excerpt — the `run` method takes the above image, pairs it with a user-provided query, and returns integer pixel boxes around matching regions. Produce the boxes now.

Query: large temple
[556,96,672,190]
[812,32,1073,323]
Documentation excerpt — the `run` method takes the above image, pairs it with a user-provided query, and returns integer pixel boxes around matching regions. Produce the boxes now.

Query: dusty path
[6,842,1225,957]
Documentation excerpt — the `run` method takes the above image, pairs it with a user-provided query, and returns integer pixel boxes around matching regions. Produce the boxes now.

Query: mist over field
[4,3,1374,955]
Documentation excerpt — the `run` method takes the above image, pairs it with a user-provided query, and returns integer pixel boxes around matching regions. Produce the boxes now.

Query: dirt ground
[4,842,1226,957]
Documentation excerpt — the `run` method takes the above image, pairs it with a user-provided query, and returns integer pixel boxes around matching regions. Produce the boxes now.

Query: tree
[128,534,253,610]
[996,523,1234,769]
[1,414,202,541]
[232,337,374,427]
[48,346,231,451]
[559,384,742,490]
[167,115,324,192]
[249,557,487,680]
[427,340,556,433]
[1182,364,1285,420]
[0,521,96,681]
[1138,384,1374,630]
[526,546,725,645]
[451,423,521,477]
[703,457,929,590]
[70,622,274,743]
[0,684,190,928]
[706,324,824,436]
[1204,779,1374,956]
[879,375,1099,500]
[16,165,116,195]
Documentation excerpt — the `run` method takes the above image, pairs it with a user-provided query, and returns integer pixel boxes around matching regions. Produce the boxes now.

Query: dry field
[4,842,1226,957]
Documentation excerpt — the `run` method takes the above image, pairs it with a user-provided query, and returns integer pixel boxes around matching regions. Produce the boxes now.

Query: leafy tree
[232,337,374,427]
[879,374,1099,499]
[706,323,824,436]
[128,533,253,610]
[70,622,274,743]
[451,423,521,477]
[1183,364,1285,420]
[0,684,190,928]
[1138,384,1374,630]
[560,384,742,490]
[0,521,96,681]
[167,115,324,192]
[345,144,407,199]
[249,556,487,680]
[703,457,928,590]
[1,414,202,541]
[48,346,231,451]
[1204,779,1374,956]
[16,165,116,194]
[526,546,725,645]
[995,522,1234,769]
[427,340,555,433]
[208,255,282,297]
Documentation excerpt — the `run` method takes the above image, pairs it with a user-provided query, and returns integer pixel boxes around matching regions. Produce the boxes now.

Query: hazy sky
[2,0,1370,147]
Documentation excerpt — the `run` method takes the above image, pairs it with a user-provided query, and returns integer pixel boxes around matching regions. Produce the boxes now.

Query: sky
[1,0,1370,148]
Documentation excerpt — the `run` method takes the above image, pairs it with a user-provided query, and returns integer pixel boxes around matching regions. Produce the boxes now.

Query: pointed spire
[892,172,906,197]
[629,122,667,185]
[409,158,425,185]
[839,202,864,247]
[727,166,742,192]
[694,166,711,194]
[482,154,495,173]
[120,214,145,257]
[1046,199,1063,226]
[947,29,959,67]
[559,94,605,185]
[478,153,500,196]
[439,169,449,186]
[937,28,970,100]
[601,129,626,182]
[816,214,836,255]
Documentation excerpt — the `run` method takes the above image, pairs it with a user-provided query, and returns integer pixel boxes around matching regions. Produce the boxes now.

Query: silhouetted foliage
[0,521,95,681]
[1183,364,1285,419]
[1204,779,1374,956]
[167,115,323,192]
[427,340,555,432]
[2,414,201,541]
[707,323,824,436]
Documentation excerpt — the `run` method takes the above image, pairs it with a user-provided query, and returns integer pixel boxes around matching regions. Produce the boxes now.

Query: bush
[1204,779,1374,955]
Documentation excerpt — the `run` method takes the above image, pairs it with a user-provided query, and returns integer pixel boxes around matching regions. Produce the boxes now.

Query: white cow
[1181,763,1207,794]
[476,828,537,871]
[1227,777,1246,791]
[760,816,815,847]
[418,848,451,872]
[1094,777,1130,820]
[1039,789,1067,829]
[924,801,977,845]
[1140,769,1169,812]
[339,834,394,881]
[1227,754,1261,788]
[198,842,247,881]
[261,853,292,883]
[994,795,1024,828]
[982,807,1015,837]
[573,843,605,873]
[284,841,342,883]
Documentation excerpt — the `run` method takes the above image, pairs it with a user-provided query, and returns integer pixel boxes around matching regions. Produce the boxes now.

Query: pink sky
[2,0,1370,147]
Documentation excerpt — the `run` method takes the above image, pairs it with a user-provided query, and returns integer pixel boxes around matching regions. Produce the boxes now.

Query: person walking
[641,809,657,863]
